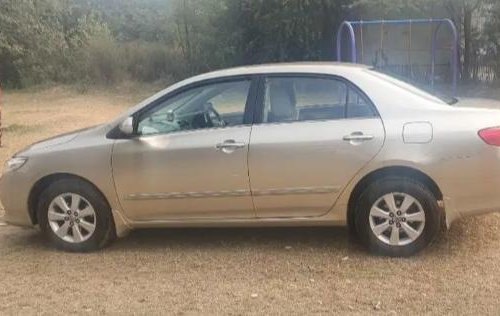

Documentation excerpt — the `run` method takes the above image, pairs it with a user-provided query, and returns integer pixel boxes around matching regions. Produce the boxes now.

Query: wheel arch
[28,173,112,225]
[347,166,443,232]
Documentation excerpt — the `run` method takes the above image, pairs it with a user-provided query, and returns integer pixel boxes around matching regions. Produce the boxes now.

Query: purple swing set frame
[336,19,459,96]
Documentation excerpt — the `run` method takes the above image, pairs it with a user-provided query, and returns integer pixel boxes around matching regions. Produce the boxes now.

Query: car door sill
[129,217,345,228]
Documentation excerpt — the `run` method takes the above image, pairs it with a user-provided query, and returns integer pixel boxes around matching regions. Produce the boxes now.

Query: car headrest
[270,82,297,121]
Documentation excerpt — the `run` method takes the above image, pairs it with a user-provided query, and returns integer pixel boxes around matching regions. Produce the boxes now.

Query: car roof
[187,62,371,82]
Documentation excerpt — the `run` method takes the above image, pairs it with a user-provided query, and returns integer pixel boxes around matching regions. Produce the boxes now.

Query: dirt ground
[1,85,500,315]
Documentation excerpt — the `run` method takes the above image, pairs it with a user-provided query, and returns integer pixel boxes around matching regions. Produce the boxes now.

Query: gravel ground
[1,86,500,315]
[1,215,500,315]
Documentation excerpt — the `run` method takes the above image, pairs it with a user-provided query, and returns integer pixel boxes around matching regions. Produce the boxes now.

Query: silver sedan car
[2,63,500,256]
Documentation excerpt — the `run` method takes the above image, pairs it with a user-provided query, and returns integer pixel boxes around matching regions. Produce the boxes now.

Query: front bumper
[0,171,34,227]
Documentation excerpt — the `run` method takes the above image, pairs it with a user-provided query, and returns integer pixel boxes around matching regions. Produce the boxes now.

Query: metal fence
[471,54,499,83]
[378,60,499,88]
[381,64,451,83]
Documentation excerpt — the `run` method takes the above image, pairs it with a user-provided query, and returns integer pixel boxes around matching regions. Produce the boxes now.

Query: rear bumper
[444,194,500,227]
[439,166,500,227]
[0,172,33,227]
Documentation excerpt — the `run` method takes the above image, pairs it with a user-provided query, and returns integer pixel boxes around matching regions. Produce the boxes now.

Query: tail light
[478,127,500,146]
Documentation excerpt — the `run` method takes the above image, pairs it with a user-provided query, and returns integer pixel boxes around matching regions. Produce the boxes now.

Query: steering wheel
[204,105,225,127]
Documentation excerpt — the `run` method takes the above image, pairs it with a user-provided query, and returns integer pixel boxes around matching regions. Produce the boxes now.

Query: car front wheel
[354,177,441,257]
[37,179,115,252]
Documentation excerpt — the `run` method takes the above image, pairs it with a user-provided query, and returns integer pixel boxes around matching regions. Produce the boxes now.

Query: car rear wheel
[37,179,115,252]
[354,177,441,257]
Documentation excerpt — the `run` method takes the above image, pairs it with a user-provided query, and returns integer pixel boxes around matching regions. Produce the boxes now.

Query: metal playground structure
[336,19,459,95]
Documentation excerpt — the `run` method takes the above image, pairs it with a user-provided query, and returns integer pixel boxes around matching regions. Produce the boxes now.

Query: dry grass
[0,83,160,166]
[0,86,500,315]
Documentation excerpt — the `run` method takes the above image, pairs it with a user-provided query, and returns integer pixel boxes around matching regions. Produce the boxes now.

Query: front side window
[262,76,375,123]
[137,80,251,136]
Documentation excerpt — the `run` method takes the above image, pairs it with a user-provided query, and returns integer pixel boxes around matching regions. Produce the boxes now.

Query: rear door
[248,74,385,218]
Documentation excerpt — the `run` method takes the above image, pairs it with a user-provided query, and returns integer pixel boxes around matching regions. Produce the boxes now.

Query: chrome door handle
[215,140,246,151]
[343,132,374,142]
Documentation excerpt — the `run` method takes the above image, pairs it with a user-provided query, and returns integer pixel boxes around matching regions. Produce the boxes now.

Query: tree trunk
[463,8,472,82]
[319,0,335,60]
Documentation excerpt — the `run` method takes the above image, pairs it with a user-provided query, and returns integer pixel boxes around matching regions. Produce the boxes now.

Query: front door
[248,75,385,218]
[112,78,257,221]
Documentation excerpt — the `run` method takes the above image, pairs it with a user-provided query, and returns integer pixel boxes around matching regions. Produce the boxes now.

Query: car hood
[16,125,104,156]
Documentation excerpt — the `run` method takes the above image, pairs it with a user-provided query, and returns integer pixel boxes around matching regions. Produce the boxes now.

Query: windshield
[366,68,458,105]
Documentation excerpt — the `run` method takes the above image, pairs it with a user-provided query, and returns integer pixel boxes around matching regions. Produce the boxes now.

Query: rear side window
[346,86,376,118]
[262,76,375,123]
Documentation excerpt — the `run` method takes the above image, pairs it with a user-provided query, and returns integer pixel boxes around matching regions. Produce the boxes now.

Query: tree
[442,0,490,81]
[0,0,109,87]
[0,0,498,87]
[219,0,349,64]
[482,1,500,80]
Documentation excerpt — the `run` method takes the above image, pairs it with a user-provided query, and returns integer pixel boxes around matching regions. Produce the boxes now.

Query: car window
[346,86,377,118]
[137,80,251,136]
[262,76,374,123]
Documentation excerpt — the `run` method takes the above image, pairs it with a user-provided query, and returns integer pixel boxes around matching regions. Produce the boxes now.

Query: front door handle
[343,132,374,142]
[215,139,246,152]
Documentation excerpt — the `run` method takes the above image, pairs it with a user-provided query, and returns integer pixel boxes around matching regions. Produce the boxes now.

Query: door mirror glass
[119,117,134,136]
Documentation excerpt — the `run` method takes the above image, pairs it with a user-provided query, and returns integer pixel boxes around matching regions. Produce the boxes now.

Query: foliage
[0,0,107,87]
[0,0,498,88]
[483,1,500,74]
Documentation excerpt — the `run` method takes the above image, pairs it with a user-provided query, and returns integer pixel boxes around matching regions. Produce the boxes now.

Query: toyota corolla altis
[2,63,500,256]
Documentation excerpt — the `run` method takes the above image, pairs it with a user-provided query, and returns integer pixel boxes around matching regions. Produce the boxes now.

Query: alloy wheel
[47,193,97,243]
[369,192,426,246]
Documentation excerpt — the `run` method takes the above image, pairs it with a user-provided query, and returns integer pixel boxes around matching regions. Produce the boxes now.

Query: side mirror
[119,117,134,136]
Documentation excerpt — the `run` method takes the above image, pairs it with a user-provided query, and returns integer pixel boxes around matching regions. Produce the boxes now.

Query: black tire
[354,176,441,257]
[37,179,116,252]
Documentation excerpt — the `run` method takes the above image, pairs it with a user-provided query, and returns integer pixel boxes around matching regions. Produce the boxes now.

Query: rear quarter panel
[330,70,500,225]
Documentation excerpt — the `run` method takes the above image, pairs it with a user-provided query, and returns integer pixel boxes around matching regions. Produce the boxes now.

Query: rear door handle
[215,139,246,152]
[343,132,374,142]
